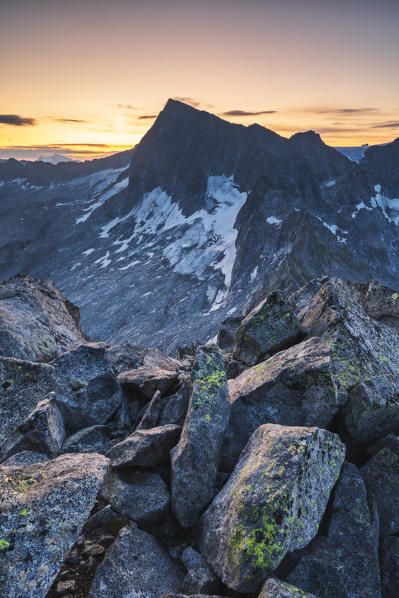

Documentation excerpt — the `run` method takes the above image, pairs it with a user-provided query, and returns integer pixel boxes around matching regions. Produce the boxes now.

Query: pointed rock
[171,345,229,527]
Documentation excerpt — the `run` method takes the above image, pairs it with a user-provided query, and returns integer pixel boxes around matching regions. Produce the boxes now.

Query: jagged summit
[1,99,399,353]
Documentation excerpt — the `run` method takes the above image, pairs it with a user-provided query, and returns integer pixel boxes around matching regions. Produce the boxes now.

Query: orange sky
[1,0,399,160]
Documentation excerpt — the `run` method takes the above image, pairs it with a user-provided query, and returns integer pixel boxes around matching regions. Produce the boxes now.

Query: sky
[1,0,398,160]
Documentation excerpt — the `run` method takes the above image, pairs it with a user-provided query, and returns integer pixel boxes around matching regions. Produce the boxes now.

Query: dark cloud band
[0,114,36,126]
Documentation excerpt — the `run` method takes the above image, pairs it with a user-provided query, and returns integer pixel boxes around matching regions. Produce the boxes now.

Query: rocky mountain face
[1,273,399,597]
[1,100,398,353]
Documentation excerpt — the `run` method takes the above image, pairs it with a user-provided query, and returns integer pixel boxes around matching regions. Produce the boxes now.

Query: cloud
[371,121,399,129]
[172,97,201,108]
[53,118,88,123]
[221,109,276,116]
[138,114,157,120]
[307,107,379,116]
[0,114,36,126]
[117,104,136,110]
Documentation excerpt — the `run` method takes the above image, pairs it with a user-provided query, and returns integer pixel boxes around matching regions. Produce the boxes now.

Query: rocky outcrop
[0,274,86,362]
[259,578,317,598]
[171,345,229,527]
[0,453,108,598]
[199,424,345,592]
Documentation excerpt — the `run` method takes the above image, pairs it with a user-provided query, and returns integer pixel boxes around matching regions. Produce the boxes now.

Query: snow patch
[317,218,348,243]
[250,266,258,282]
[75,175,129,224]
[266,216,282,225]
[325,180,336,188]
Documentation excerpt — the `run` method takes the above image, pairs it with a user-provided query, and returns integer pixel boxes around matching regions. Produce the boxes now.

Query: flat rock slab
[287,462,381,598]
[62,425,115,455]
[222,337,339,470]
[233,291,303,366]
[0,274,85,362]
[107,424,181,468]
[108,341,181,375]
[88,523,183,598]
[52,343,122,432]
[100,470,170,524]
[0,453,109,598]
[259,578,317,598]
[171,345,229,528]
[0,356,55,448]
[118,366,179,400]
[199,424,345,592]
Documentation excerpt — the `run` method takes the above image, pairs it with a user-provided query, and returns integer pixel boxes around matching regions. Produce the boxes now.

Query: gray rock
[88,523,183,598]
[0,452,109,598]
[1,450,48,467]
[83,504,126,534]
[100,470,170,524]
[222,337,340,470]
[287,462,381,598]
[171,345,229,528]
[217,316,242,351]
[107,424,181,468]
[198,424,345,592]
[161,595,224,598]
[380,535,399,597]
[159,377,191,427]
[362,445,399,535]
[298,278,399,401]
[62,425,114,454]
[0,356,55,447]
[0,274,86,363]
[344,375,399,443]
[259,578,317,598]
[19,393,65,457]
[181,546,219,594]
[367,433,399,456]
[52,343,122,432]
[118,366,179,400]
[233,291,304,366]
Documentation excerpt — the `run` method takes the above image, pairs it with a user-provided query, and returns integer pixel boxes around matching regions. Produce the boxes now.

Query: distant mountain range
[1,99,398,353]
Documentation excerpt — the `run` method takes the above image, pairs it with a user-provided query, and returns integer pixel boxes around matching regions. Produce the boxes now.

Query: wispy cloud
[304,107,379,116]
[138,114,157,120]
[371,121,399,129]
[221,109,276,116]
[0,114,36,126]
[117,104,136,110]
[52,118,88,123]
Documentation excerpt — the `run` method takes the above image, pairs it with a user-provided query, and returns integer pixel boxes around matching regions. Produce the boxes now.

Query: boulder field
[1,273,399,597]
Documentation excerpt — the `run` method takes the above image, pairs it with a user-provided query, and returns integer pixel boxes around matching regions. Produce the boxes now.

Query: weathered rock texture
[199,424,345,592]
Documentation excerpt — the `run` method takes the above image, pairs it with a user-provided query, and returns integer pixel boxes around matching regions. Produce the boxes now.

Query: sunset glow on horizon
[1,0,398,160]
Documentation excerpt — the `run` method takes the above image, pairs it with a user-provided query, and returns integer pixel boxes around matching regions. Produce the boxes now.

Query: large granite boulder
[107,340,181,375]
[222,337,340,470]
[0,356,55,448]
[171,345,229,527]
[0,274,86,362]
[233,291,304,366]
[380,535,399,597]
[287,462,381,598]
[181,546,219,595]
[199,424,345,592]
[88,523,183,598]
[51,343,123,432]
[0,453,109,598]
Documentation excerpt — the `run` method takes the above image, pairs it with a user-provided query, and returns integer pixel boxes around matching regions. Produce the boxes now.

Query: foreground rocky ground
[1,273,399,597]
